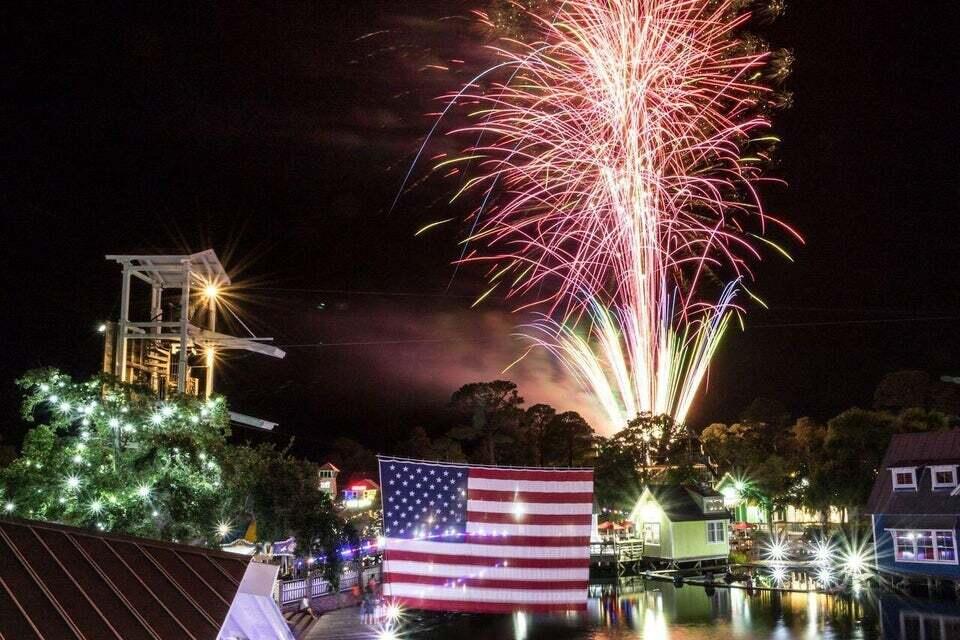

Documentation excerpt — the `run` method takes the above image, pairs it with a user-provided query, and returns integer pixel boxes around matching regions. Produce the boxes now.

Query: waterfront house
[715,472,844,530]
[342,477,379,509]
[630,484,731,568]
[866,429,960,580]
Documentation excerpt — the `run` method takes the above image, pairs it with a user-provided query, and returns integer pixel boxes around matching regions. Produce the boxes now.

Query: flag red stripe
[467,511,592,525]
[382,550,590,568]
[462,534,590,546]
[384,574,587,590]
[467,489,594,503]
[388,597,587,613]
[469,468,593,481]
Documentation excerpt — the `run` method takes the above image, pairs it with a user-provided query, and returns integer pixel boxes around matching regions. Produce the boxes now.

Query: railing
[277,566,378,607]
[590,538,644,561]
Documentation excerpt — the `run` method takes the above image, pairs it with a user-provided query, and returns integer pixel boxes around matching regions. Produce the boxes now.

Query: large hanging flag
[378,456,593,613]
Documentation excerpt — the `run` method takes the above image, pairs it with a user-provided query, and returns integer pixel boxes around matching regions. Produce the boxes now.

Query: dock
[300,606,374,640]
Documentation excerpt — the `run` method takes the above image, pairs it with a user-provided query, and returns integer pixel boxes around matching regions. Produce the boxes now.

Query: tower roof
[105,249,231,287]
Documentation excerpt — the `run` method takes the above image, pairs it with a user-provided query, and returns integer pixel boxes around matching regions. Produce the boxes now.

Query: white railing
[277,566,377,606]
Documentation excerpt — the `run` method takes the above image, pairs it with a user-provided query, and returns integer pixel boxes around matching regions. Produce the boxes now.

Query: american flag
[378,456,593,613]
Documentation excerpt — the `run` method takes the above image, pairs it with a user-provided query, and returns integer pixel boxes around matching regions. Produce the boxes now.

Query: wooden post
[176,262,191,393]
[115,268,131,381]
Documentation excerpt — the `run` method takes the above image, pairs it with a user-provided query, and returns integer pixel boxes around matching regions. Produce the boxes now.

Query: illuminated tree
[2,368,341,553]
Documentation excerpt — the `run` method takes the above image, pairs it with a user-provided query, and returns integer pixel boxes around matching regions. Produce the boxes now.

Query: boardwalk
[301,606,375,640]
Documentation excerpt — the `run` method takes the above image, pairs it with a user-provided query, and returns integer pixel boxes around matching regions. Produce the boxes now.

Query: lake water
[395,580,960,639]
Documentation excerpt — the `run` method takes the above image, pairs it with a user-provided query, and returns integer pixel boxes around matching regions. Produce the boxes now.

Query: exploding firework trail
[402,0,798,430]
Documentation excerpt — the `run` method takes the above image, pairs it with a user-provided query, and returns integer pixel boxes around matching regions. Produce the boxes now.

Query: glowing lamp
[640,503,660,522]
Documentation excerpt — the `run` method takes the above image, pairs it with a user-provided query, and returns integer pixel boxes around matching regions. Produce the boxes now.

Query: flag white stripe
[383,538,587,559]
[467,500,593,515]
[384,583,585,603]
[383,561,588,581]
[467,478,593,493]
[466,522,592,537]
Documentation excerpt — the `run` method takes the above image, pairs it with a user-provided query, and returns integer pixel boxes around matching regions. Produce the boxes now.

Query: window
[937,531,957,561]
[703,497,725,513]
[891,467,917,491]
[707,521,726,544]
[932,465,957,490]
[642,523,661,545]
[891,529,958,564]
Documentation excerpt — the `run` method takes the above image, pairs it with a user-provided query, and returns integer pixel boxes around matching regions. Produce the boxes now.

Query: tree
[873,370,931,412]
[448,381,523,464]
[397,427,467,463]
[822,408,897,519]
[3,369,238,544]
[519,404,556,466]
[543,411,594,467]
[740,397,791,432]
[3,368,344,558]
[593,436,641,510]
[326,437,378,481]
[608,413,697,481]
[225,443,342,581]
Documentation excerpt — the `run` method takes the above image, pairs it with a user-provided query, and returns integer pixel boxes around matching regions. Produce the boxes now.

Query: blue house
[866,430,960,579]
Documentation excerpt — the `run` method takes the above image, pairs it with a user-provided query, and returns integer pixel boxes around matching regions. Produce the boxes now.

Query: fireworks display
[410,0,797,430]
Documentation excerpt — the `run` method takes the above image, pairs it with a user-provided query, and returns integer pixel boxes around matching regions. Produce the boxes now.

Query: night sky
[3,2,960,457]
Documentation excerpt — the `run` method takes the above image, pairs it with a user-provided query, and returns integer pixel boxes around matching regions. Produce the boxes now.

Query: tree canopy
[2,369,342,556]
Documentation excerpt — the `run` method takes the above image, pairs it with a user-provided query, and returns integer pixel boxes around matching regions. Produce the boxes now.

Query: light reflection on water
[402,578,960,639]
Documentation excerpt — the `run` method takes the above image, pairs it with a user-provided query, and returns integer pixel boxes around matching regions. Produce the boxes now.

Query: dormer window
[703,497,725,513]
[931,465,958,490]
[891,467,917,491]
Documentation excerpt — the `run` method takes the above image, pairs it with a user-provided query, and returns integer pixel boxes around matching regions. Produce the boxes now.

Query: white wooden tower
[103,250,285,401]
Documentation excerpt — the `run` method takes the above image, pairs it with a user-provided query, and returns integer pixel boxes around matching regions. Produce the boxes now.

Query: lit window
[931,465,957,490]
[642,523,661,545]
[891,468,917,491]
[892,529,958,564]
[937,531,957,562]
[707,521,726,544]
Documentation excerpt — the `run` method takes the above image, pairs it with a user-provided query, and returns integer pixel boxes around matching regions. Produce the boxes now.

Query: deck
[300,606,373,640]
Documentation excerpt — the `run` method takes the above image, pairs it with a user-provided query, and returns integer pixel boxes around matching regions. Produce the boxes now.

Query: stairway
[283,609,319,639]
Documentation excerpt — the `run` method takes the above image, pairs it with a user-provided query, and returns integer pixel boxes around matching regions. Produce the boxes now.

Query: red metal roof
[0,517,250,639]
[344,477,379,491]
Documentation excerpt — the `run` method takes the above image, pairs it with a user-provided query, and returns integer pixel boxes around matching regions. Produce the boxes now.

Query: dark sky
[2,2,960,456]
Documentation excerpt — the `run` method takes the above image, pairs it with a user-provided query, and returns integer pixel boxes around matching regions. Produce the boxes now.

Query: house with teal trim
[867,430,960,580]
[630,484,731,568]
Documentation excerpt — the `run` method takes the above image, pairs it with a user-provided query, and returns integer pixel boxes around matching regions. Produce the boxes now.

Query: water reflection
[403,579,960,639]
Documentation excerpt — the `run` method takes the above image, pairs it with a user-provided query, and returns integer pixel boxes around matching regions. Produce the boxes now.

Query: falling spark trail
[409,0,797,430]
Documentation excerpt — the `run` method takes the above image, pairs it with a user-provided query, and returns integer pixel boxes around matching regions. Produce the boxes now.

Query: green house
[714,472,768,524]
[714,472,844,528]
[629,484,731,568]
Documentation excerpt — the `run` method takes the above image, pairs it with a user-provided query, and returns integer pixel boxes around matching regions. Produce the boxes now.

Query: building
[0,516,293,639]
[715,472,843,530]
[318,462,340,497]
[342,478,379,509]
[101,250,284,432]
[867,429,960,580]
[629,484,731,568]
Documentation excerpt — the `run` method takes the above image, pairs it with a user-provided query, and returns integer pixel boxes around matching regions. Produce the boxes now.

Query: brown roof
[0,517,250,639]
[879,429,960,466]
[866,429,960,515]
